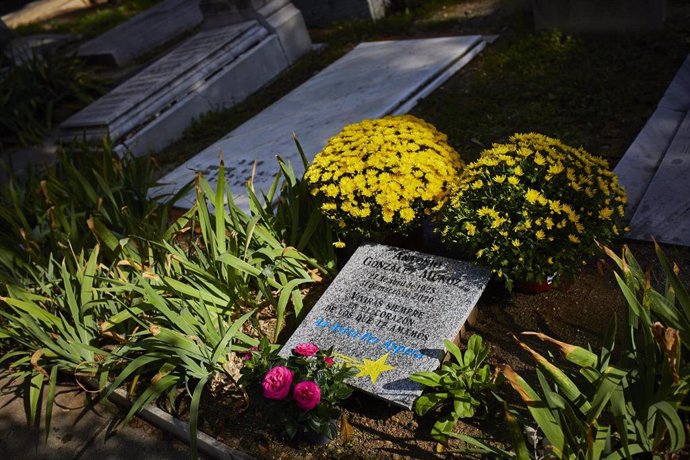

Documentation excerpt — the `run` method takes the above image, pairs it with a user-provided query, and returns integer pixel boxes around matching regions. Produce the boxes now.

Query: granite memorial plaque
[280,244,491,409]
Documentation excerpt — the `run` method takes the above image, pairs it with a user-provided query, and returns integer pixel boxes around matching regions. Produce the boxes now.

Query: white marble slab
[618,53,690,246]
[63,21,261,134]
[626,110,690,245]
[119,35,289,156]
[152,36,485,209]
[61,21,294,156]
[614,107,685,216]
[77,0,203,67]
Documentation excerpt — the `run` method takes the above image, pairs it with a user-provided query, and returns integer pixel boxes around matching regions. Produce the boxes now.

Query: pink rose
[293,381,321,411]
[324,356,334,367]
[294,343,319,357]
[262,366,293,400]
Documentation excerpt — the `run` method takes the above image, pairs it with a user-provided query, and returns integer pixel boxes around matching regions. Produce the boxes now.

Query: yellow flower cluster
[305,115,463,236]
[439,133,627,290]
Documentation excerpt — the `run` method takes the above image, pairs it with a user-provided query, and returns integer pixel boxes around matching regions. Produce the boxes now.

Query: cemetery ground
[2,1,690,459]
[164,241,690,459]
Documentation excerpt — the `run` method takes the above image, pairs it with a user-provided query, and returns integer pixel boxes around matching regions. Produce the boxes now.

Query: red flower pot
[514,274,557,294]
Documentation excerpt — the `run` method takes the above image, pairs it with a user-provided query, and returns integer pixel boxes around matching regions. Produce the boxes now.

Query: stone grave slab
[614,107,685,216]
[616,54,690,246]
[256,0,312,64]
[279,244,491,409]
[151,35,486,210]
[77,0,204,67]
[60,20,294,156]
[626,110,690,246]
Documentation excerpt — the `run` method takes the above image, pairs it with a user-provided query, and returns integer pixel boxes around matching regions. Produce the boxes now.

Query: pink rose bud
[241,346,258,361]
[293,381,321,411]
[262,366,293,400]
[294,343,319,357]
[324,356,334,367]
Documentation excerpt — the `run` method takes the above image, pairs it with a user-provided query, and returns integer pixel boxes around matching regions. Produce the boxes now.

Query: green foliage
[603,243,690,355]
[0,141,190,285]
[410,336,497,444]
[239,338,357,439]
[464,244,690,459]
[144,164,319,340]
[102,281,256,458]
[0,247,118,434]
[249,137,338,276]
[0,52,103,147]
[0,136,332,458]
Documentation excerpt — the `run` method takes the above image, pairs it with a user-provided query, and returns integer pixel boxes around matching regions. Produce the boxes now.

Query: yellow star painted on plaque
[353,352,396,384]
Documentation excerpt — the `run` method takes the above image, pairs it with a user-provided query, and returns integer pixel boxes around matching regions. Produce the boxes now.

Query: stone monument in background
[200,0,311,63]
[61,0,311,156]
[78,0,204,67]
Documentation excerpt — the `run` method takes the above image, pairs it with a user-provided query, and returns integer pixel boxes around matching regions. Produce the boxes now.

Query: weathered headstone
[151,35,487,210]
[293,0,390,27]
[201,0,311,64]
[77,0,204,67]
[280,244,491,409]
[254,0,312,64]
[61,1,311,156]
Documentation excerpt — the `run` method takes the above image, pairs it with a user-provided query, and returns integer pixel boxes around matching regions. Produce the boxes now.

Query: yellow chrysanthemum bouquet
[305,115,463,238]
[439,133,627,290]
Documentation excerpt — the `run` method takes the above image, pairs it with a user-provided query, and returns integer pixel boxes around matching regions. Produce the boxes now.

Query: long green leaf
[28,372,44,428]
[189,375,209,460]
[123,374,179,426]
[654,241,690,320]
[275,277,311,338]
[503,365,565,457]
[44,365,58,442]
[652,400,686,452]
[505,403,529,460]
[210,309,254,365]
[586,366,627,425]
[214,162,226,256]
